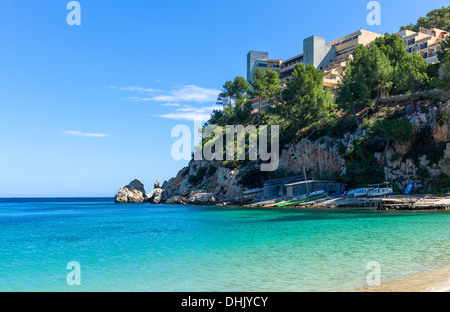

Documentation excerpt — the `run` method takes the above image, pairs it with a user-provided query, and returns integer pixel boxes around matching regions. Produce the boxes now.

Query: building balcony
[324,68,341,77]
[425,55,439,64]
[323,78,339,87]
[334,38,362,53]
[326,60,346,71]
[280,59,303,70]
[280,62,301,73]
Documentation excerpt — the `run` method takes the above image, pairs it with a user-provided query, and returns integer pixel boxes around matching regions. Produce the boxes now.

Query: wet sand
[353,264,450,292]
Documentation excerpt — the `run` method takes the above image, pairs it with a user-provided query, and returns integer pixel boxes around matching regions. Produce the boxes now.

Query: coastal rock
[434,123,449,142]
[394,141,411,156]
[188,192,216,205]
[166,196,188,205]
[215,166,243,199]
[163,167,190,198]
[419,155,430,168]
[181,187,191,197]
[419,113,427,124]
[114,179,146,203]
[154,180,160,189]
[146,188,167,204]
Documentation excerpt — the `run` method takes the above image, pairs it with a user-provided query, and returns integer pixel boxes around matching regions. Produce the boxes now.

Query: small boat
[352,188,371,198]
[404,183,414,195]
[368,188,393,197]
[275,190,326,207]
[308,190,326,197]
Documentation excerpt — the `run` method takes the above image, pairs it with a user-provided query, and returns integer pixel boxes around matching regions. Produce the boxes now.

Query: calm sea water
[0,198,449,292]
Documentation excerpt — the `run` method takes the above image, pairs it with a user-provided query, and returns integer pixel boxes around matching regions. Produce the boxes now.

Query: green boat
[275,191,326,207]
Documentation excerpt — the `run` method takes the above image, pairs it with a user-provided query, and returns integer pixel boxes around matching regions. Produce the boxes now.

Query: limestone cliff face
[278,100,449,191]
[278,130,365,176]
[152,99,449,203]
[163,160,244,204]
[378,100,450,189]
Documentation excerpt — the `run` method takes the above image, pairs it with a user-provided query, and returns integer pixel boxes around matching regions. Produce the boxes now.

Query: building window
[420,42,428,50]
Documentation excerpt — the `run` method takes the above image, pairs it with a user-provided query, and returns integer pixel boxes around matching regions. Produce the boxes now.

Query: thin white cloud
[109,83,222,122]
[63,131,110,138]
[116,84,221,104]
[126,96,153,102]
[153,85,220,103]
[153,104,223,122]
[156,112,212,122]
[107,85,160,93]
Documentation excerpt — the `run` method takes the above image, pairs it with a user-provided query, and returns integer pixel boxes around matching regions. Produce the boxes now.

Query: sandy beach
[353,264,450,292]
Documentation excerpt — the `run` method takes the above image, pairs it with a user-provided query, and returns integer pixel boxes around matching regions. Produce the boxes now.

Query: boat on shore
[347,188,371,198]
[367,183,393,198]
[275,190,326,207]
[346,183,393,198]
[368,187,393,197]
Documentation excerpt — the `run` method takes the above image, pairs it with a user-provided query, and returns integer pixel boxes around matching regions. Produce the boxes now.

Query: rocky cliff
[116,98,450,204]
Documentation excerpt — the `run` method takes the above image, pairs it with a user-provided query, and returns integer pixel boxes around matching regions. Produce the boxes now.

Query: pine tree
[282,64,333,129]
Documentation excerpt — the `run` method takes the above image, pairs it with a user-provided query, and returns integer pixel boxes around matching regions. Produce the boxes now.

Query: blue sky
[0,0,447,197]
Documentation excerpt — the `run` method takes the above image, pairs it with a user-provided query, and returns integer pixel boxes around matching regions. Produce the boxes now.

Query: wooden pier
[247,195,450,210]
[304,196,450,210]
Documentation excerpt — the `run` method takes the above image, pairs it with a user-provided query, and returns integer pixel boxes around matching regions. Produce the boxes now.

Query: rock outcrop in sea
[114,179,146,203]
[145,181,167,204]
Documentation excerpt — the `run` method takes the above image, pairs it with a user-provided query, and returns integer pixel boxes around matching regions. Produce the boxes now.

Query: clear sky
[0,0,447,197]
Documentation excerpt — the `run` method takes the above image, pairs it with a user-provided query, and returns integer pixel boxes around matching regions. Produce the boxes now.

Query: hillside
[159,93,449,205]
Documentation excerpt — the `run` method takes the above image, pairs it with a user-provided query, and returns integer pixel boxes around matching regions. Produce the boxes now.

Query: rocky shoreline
[113,178,450,211]
[114,178,221,205]
[115,98,450,208]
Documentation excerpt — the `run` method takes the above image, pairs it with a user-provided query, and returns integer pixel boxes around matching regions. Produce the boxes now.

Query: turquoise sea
[0,198,449,292]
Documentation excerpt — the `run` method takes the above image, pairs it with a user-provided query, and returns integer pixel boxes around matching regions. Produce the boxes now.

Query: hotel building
[247,27,449,113]
[396,27,449,64]
[247,29,383,111]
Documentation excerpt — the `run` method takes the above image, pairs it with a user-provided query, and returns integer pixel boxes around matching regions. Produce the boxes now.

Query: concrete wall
[303,36,336,70]
[247,51,269,82]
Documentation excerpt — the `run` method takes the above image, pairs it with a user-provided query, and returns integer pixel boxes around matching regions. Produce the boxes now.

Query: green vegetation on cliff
[400,6,450,32]
[337,34,430,109]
